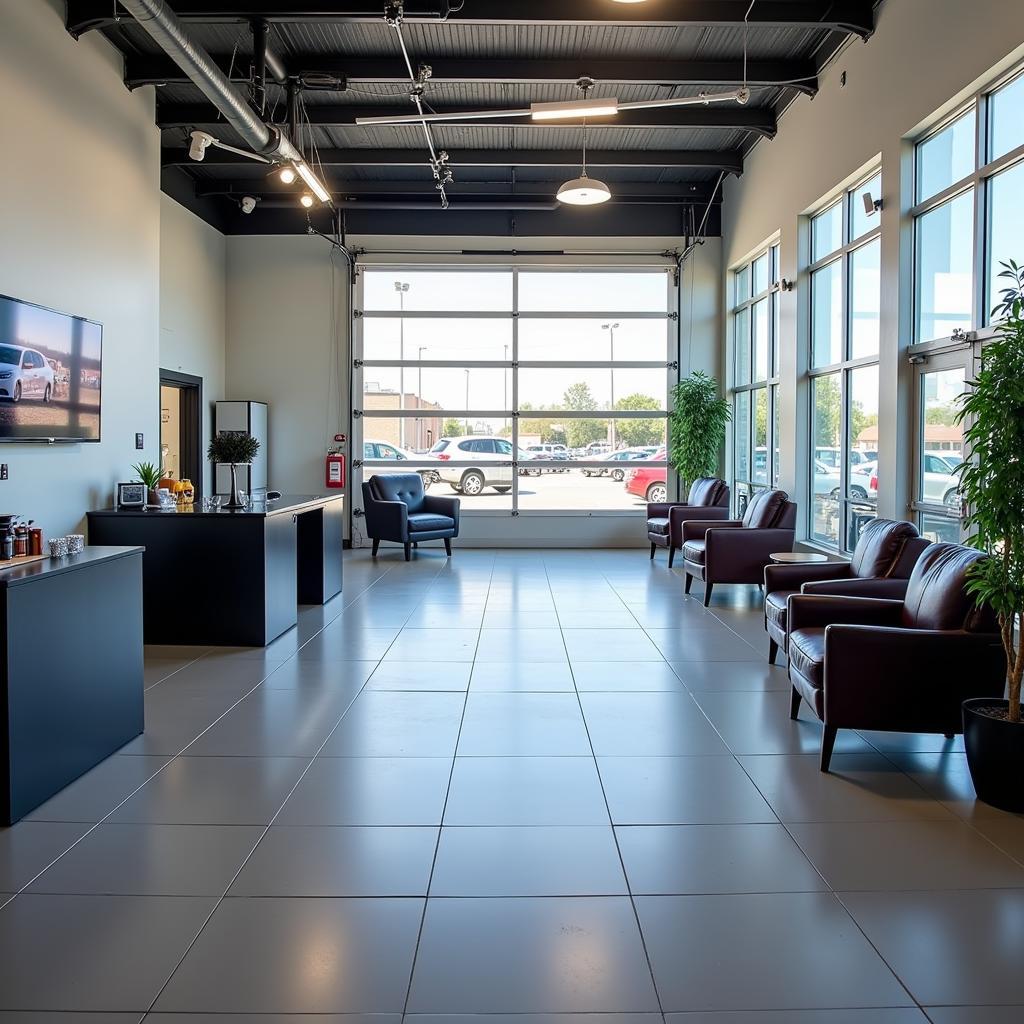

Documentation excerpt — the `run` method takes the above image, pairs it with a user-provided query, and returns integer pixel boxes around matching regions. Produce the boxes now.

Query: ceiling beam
[68,1,874,37]
[126,55,817,93]
[162,146,744,172]
[157,101,778,136]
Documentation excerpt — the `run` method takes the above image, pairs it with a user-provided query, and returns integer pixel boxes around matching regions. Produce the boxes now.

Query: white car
[362,439,437,489]
[581,448,651,481]
[430,435,531,495]
[0,344,55,403]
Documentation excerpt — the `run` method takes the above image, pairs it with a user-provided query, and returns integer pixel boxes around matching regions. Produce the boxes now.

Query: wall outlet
[0,464,7,480]
[135,432,144,449]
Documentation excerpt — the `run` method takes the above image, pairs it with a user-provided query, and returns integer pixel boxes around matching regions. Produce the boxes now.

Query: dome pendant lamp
[556,85,611,206]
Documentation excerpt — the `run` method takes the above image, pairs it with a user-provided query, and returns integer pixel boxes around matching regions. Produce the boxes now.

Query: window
[729,243,781,513]
[913,67,1024,340]
[806,170,881,551]
[355,267,674,516]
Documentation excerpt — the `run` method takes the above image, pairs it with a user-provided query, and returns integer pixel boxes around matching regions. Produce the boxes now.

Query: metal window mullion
[360,310,513,319]
[515,311,669,320]
[511,267,519,515]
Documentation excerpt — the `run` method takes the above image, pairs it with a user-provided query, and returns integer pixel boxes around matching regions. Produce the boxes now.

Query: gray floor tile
[27,756,171,824]
[923,1010,1024,1023]
[637,892,913,1011]
[154,897,423,1013]
[562,629,665,663]
[364,661,473,691]
[320,692,465,757]
[664,1013,928,1023]
[572,662,686,691]
[885,751,1013,823]
[27,824,263,896]
[261,658,378,691]
[856,730,965,754]
[444,757,609,825]
[122,690,241,756]
[108,757,308,825]
[297,627,399,661]
[842,889,1024,1006]
[408,1017,660,1024]
[482,610,561,628]
[0,1014,144,1023]
[431,826,627,896]
[647,628,761,662]
[384,628,481,663]
[457,693,591,756]
[738,753,955,823]
[148,1015,400,1023]
[0,894,215,1011]
[474,629,568,663]
[599,756,776,825]
[230,825,438,895]
[671,660,791,691]
[0,822,90,891]
[581,693,730,756]
[616,824,826,894]
[788,820,1024,890]
[407,897,660,1012]
[277,756,452,825]
[470,662,576,692]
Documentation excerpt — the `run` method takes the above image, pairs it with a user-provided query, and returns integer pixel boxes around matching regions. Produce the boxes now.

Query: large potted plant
[208,432,261,509]
[669,371,731,495]
[959,260,1024,811]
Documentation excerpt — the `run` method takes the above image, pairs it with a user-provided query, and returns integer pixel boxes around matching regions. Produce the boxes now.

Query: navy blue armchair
[362,473,460,560]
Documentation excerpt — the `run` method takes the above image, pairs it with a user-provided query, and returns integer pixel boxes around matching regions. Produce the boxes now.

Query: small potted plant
[668,371,731,495]
[131,461,162,506]
[959,260,1024,811]
[208,432,260,509]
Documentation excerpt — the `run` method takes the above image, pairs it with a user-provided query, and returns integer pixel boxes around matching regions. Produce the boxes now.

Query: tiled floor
[2,548,1024,1022]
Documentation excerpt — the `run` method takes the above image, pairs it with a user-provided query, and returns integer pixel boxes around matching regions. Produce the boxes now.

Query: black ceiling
[66,1,877,237]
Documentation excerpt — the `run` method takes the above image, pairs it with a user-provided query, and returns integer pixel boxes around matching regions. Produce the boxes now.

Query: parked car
[524,444,569,473]
[582,448,650,481]
[0,344,55,403]
[624,448,668,503]
[362,439,437,489]
[430,435,534,495]
[526,443,569,459]
[864,452,960,508]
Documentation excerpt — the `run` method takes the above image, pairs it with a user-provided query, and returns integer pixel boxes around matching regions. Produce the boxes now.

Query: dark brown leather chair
[647,477,731,568]
[763,519,930,664]
[787,542,1005,771]
[681,488,798,607]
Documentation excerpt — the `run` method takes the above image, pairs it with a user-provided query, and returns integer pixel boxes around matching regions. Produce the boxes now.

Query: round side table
[769,552,830,565]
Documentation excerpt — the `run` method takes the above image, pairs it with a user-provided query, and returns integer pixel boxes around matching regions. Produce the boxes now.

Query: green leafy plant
[958,259,1024,722]
[669,371,731,493]
[207,432,260,465]
[131,461,161,489]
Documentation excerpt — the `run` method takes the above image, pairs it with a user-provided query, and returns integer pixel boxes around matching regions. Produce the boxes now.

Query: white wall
[0,0,160,538]
[159,194,227,495]
[721,0,1024,530]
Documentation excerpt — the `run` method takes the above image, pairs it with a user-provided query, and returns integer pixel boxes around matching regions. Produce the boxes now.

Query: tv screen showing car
[0,293,102,442]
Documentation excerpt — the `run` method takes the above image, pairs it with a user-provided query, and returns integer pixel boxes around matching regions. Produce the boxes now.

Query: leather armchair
[763,518,930,664]
[646,477,731,568]
[786,542,1005,771]
[362,473,460,561]
[681,488,798,606]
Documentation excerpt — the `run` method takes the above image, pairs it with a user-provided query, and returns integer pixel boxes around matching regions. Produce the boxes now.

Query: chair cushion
[682,539,707,565]
[788,627,826,690]
[742,488,789,528]
[370,473,425,513]
[902,542,995,632]
[407,512,455,533]
[647,516,671,536]
[687,477,727,508]
[764,589,796,630]
[849,518,919,578]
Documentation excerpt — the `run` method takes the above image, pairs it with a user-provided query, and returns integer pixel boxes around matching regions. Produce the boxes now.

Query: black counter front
[88,494,344,647]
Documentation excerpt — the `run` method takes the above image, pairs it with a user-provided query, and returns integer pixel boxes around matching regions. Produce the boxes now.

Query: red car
[624,447,668,503]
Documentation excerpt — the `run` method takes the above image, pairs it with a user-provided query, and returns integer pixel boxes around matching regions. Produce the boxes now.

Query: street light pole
[417,346,427,450]
[465,369,471,436]
[395,281,409,447]
[602,322,620,449]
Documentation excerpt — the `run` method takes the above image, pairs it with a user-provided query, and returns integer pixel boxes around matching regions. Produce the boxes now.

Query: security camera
[862,191,882,216]
[188,130,215,162]
[240,196,258,215]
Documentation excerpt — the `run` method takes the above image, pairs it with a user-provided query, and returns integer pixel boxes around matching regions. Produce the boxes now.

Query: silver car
[0,344,55,403]
[431,436,529,495]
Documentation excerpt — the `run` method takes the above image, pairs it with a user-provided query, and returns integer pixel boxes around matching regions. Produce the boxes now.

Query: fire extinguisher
[326,434,346,489]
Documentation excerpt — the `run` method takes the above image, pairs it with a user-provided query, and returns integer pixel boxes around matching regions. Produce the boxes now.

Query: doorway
[159,370,204,498]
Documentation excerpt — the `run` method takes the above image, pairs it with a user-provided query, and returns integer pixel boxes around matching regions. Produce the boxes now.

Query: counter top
[88,493,344,520]
[0,546,144,588]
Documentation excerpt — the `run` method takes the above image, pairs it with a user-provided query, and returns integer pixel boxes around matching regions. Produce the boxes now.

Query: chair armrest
[705,527,796,583]
[681,519,743,543]
[787,594,903,632]
[764,561,852,594]
[423,494,461,520]
[367,498,408,541]
[647,502,683,519]
[803,576,911,600]
[670,505,732,526]
[823,625,1007,725]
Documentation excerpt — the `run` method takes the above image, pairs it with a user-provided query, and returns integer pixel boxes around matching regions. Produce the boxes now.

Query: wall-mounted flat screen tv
[0,293,102,442]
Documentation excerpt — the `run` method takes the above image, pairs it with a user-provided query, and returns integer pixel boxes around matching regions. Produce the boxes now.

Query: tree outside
[614,392,664,447]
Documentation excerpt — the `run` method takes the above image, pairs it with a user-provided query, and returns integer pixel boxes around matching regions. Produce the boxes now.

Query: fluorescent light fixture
[531,97,619,121]
[299,193,315,208]
[279,166,297,184]
[294,161,331,204]
[557,175,611,206]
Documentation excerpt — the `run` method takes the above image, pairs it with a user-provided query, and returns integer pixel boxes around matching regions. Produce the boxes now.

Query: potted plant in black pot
[960,260,1024,812]
[208,432,261,509]
[669,370,731,494]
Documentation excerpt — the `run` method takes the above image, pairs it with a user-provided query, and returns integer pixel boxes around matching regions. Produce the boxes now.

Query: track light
[188,130,215,162]
[300,193,315,208]
[240,196,258,214]
[862,191,883,215]
[279,166,297,184]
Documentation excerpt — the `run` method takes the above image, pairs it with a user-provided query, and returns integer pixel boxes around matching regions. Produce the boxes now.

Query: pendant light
[556,84,611,206]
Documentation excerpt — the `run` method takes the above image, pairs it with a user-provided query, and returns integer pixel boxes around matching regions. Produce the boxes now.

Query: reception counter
[88,494,344,647]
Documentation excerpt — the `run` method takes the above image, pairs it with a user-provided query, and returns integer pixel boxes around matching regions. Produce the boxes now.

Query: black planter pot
[963,698,1024,813]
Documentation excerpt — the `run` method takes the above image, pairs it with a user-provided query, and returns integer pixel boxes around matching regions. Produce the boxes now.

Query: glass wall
[806,170,881,551]
[355,267,674,519]
[729,242,781,514]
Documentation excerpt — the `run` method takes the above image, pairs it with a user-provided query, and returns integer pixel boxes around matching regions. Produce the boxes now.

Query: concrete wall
[0,0,160,538]
[159,194,227,495]
[721,0,1024,531]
